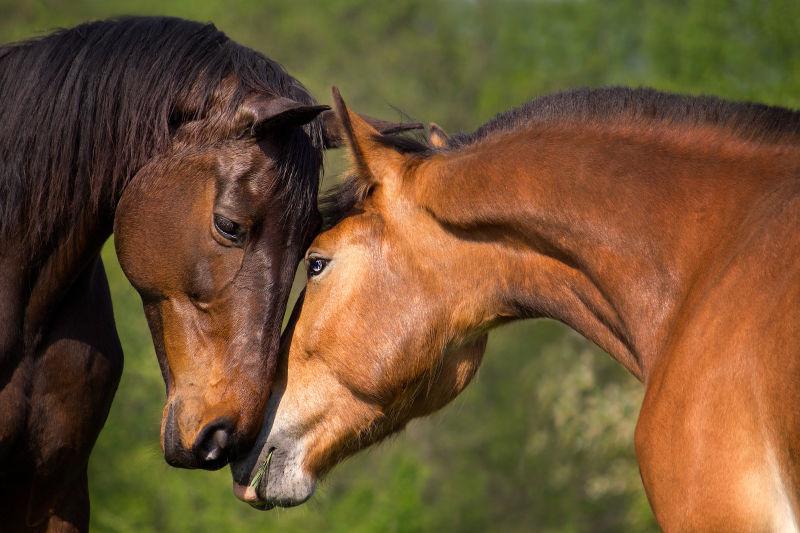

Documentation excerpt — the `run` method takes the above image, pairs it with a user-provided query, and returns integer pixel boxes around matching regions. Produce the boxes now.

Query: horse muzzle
[162,400,238,470]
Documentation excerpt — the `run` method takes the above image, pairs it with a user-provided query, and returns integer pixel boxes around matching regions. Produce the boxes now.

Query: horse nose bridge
[170,386,246,436]
[158,297,224,372]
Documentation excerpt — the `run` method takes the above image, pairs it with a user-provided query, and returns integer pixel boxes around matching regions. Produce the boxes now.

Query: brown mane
[449,86,800,148]
[235,90,800,530]
[321,86,800,229]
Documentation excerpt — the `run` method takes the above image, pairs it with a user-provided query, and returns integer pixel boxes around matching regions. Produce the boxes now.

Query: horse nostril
[203,428,229,461]
[194,421,234,468]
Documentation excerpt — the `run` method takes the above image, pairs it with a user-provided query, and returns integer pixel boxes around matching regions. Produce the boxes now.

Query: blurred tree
[2,1,799,530]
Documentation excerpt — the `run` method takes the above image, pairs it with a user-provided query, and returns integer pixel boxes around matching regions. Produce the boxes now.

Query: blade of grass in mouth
[249,449,274,490]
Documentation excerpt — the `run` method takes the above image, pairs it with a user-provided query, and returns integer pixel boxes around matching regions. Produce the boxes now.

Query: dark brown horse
[234,88,800,530]
[0,20,414,531]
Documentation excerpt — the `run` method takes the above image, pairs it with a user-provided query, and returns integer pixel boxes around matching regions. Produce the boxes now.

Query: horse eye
[307,257,328,278]
[213,214,242,243]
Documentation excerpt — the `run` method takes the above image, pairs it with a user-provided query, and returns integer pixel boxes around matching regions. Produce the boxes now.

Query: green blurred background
[2,1,799,531]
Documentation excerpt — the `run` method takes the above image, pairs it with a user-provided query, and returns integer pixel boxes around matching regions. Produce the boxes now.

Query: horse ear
[428,122,450,148]
[321,106,423,149]
[239,95,330,135]
[331,87,409,188]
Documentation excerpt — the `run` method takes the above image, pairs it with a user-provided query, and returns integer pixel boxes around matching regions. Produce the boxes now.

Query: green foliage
[3,1,800,530]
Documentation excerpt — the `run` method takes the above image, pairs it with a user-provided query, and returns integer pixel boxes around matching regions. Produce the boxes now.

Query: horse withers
[0,19,416,530]
[233,88,800,530]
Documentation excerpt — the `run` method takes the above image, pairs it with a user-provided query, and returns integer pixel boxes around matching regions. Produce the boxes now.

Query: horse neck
[22,211,114,349]
[417,121,798,380]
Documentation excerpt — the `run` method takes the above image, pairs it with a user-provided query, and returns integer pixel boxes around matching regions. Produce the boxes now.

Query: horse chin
[231,440,316,510]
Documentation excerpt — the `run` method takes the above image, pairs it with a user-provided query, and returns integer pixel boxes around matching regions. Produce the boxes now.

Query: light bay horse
[233,87,800,531]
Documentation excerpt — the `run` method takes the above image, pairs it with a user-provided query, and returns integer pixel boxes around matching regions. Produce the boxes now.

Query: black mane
[0,16,322,253]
